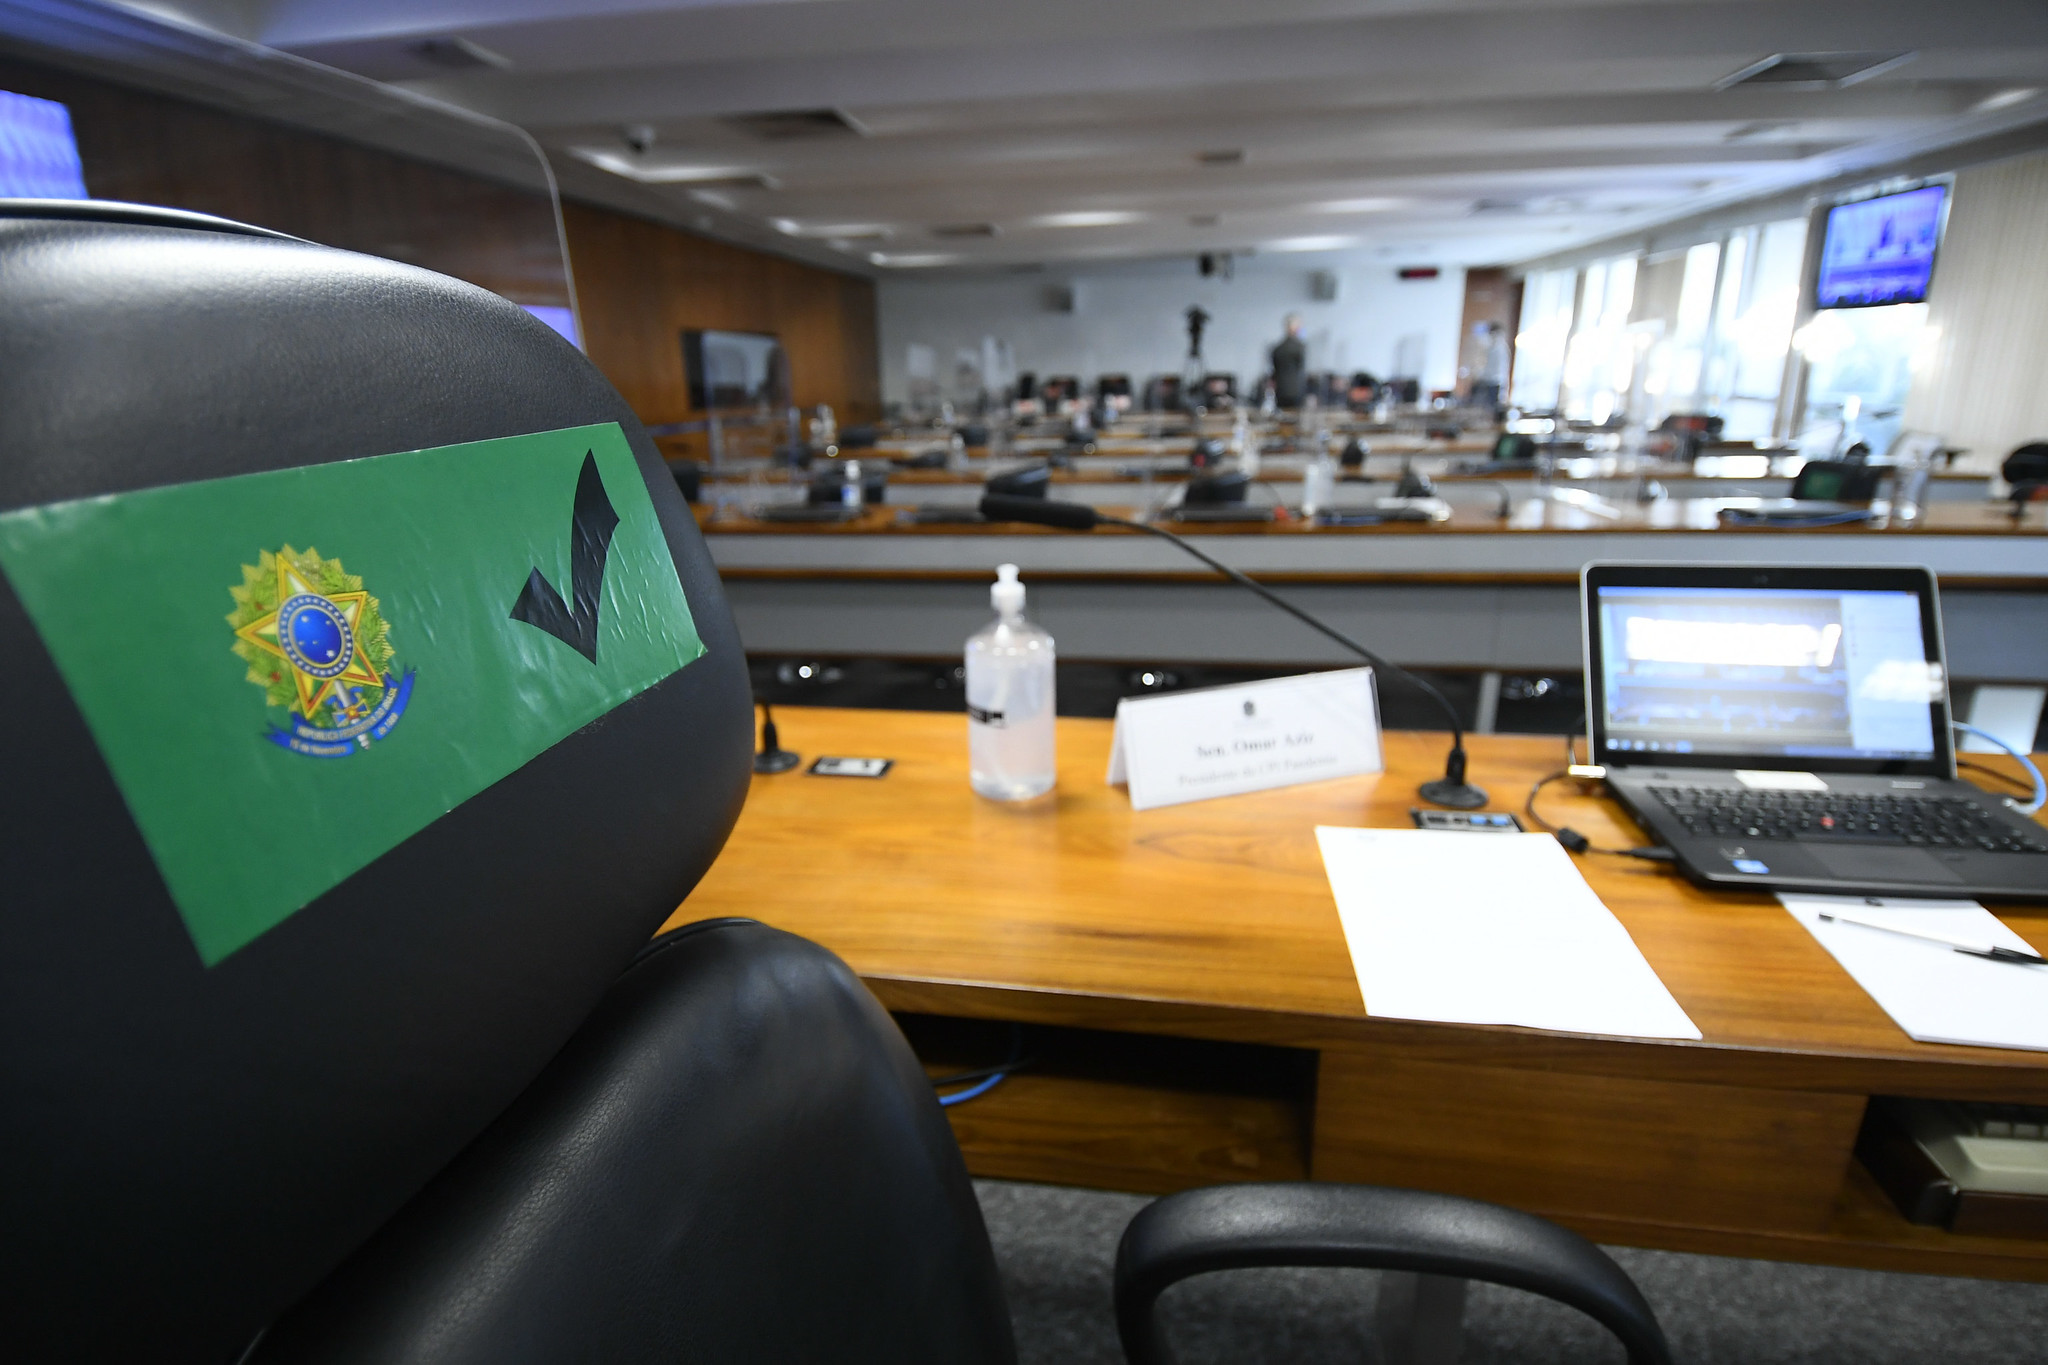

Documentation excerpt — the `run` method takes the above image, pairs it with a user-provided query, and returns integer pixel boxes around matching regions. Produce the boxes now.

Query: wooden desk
[665,708,2048,1281]
[692,501,2048,683]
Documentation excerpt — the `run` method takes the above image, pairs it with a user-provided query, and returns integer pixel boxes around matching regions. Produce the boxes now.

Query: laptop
[1581,562,2048,900]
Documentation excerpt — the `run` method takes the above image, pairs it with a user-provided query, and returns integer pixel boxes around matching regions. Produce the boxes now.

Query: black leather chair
[2,201,1672,1365]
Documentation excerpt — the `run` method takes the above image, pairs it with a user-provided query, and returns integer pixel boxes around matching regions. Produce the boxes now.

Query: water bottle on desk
[966,563,1056,801]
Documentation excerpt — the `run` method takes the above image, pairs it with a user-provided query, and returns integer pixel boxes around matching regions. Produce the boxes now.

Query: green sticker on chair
[0,422,704,965]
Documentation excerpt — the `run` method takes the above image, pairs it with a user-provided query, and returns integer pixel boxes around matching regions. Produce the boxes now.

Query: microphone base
[1417,777,1488,810]
[753,747,801,775]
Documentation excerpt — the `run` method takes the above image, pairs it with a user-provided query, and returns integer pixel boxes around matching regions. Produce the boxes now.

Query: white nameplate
[1106,668,1383,811]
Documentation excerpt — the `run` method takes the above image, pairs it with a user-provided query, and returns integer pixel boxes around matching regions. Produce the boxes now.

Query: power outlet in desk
[1410,809,1524,832]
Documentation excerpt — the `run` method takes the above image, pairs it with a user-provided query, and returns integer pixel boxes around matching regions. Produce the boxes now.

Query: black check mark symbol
[510,450,619,663]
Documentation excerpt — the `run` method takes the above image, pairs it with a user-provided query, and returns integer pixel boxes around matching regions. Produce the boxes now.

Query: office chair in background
[0,201,1671,1365]
[2005,440,2048,517]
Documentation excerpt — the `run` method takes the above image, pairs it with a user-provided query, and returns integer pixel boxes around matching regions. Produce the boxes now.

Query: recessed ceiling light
[870,252,956,268]
[1311,197,1405,215]
[1714,51,1914,91]
[723,108,867,141]
[568,149,779,190]
[1265,235,1358,253]
[412,36,511,71]
[1975,87,2041,113]
[773,221,891,240]
[1032,210,1144,228]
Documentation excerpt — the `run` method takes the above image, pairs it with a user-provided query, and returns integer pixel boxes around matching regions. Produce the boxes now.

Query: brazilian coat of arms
[227,545,415,757]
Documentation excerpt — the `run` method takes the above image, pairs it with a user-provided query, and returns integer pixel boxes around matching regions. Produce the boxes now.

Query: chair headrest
[0,204,753,1359]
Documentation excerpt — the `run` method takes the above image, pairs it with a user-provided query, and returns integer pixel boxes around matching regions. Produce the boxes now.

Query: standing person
[1269,314,1308,409]
[1470,321,1510,411]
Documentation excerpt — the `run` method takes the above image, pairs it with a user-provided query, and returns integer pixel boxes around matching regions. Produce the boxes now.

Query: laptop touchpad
[1808,844,1965,884]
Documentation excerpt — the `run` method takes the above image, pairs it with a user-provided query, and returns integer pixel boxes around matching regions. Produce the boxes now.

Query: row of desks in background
[693,495,2045,554]
[699,461,1996,510]
[687,497,2048,686]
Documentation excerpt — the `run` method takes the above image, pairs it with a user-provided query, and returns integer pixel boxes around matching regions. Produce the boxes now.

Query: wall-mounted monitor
[682,329,787,409]
[0,89,89,199]
[1815,184,1947,310]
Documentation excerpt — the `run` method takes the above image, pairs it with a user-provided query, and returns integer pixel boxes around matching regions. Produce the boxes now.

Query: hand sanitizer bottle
[966,563,1056,801]
[841,459,863,508]
[1303,439,1337,519]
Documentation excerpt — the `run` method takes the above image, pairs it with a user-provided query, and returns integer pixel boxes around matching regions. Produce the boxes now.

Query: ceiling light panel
[1310,197,1407,214]
[1031,211,1144,228]
[1715,52,1916,91]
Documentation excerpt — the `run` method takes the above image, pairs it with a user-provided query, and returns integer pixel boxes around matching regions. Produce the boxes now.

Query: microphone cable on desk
[1522,728,1675,863]
[978,493,1487,809]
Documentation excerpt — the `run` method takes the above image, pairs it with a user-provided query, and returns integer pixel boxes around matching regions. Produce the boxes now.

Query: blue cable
[937,1072,1008,1107]
[1954,720,2046,814]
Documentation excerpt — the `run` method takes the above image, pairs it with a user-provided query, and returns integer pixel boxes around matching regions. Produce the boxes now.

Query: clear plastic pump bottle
[966,563,1056,800]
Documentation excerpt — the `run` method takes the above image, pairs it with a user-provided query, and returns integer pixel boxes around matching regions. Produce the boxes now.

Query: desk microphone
[753,701,801,774]
[978,494,1486,809]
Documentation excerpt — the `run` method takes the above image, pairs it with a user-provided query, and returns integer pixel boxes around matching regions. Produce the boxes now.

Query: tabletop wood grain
[664,707,2048,1101]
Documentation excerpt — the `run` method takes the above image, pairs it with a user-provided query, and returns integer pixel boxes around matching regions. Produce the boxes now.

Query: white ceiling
[38,0,2048,272]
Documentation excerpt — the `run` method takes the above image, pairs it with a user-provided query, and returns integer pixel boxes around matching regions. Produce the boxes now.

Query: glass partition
[0,1,574,342]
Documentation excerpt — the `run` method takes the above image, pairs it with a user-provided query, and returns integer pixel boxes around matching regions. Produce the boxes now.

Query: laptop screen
[1583,565,1950,775]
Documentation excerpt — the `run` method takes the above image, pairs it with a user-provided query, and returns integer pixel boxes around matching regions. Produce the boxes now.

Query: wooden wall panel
[0,55,568,305]
[1453,266,1514,397]
[563,200,881,435]
[2,56,881,440]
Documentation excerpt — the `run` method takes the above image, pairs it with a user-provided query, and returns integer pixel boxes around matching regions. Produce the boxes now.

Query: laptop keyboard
[1648,787,2048,853]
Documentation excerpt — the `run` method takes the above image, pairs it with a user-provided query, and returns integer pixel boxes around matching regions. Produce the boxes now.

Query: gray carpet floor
[977,1179,2048,1364]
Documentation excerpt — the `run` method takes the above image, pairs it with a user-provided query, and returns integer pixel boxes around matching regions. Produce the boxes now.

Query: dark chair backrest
[252,920,1017,1364]
[1792,459,1885,502]
[2002,440,2048,488]
[1186,470,1251,506]
[987,462,1053,498]
[809,463,890,504]
[0,203,753,1361]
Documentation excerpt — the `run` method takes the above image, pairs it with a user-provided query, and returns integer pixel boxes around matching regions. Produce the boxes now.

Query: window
[1700,219,1807,440]
[1510,267,1575,410]
[1559,255,1637,423]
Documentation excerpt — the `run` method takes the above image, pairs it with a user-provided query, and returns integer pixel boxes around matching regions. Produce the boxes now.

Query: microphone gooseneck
[753,700,801,774]
[977,493,1486,809]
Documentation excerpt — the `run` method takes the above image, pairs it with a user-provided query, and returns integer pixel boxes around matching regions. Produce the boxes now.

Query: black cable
[927,1057,1036,1089]
[1960,758,2037,793]
[1522,729,1673,862]
[931,1022,1032,1100]
[1095,513,1477,792]
[1523,769,1673,861]
[976,492,1483,805]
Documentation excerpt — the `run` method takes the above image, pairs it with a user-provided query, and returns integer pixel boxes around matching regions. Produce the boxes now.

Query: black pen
[1817,912,2048,967]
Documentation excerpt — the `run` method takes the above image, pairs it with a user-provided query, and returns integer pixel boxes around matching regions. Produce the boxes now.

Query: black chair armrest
[1113,1182,1670,1365]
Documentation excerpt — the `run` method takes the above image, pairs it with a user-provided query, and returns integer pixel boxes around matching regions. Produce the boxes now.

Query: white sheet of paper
[1107,669,1382,810]
[1781,894,2048,1052]
[1316,828,1700,1039]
